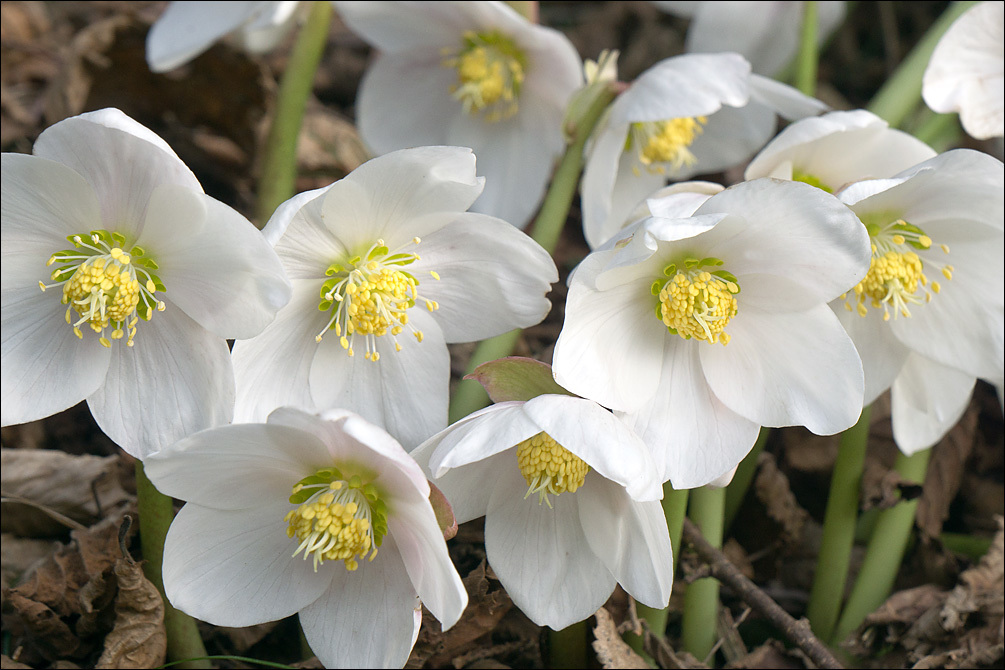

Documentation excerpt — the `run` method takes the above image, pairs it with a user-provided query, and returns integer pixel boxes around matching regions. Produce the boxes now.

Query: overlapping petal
[890,353,977,454]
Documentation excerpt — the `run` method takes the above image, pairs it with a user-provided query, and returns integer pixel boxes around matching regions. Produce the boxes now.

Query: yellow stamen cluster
[630,116,708,175]
[844,218,951,321]
[657,266,739,345]
[316,238,439,361]
[41,231,165,348]
[443,30,527,122]
[516,432,589,508]
[285,475,387,572]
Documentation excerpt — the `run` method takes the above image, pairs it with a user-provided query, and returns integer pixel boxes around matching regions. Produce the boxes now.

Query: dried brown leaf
[753,452,808,549]
[1,448,130,537]
[1,533,56,589]
[917,405,979,539]
[0,655,32,670]
[592,606,647,669]
[95,545,166,668]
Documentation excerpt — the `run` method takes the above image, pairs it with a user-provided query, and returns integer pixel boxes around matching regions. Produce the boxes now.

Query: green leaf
[466,357,574,403]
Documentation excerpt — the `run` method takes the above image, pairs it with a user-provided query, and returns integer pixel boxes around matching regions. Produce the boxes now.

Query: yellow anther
[443,30,526,121]
[656,265,738,345]
[516,432,589,507]
[629,116,708,174]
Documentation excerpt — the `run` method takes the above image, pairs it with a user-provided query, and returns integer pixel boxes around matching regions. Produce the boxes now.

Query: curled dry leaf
[917,405,979,540]
[592,605,647,669]
[753,452,809,549]
[1,448,130,537]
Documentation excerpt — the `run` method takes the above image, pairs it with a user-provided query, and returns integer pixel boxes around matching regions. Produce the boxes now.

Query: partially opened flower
[411,374,672,630]
[1,108,290,458]
[144,406,467,668]
[232,146,557,447]
[555,178,870,487]
[146,1,305,72]
[922,1,1004,140]
[653,1,847,77]
[834,149,1004,452]
[744,109,937,191]
[334,0,583,229]
[581,52,827,249]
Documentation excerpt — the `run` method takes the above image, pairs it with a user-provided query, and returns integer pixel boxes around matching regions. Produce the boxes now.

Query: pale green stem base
[806,404,871,642]
[830,447,932,647]
[255,0,334,226]
[447,85,617,423]
[796,1,819,96]
[724,427,770,531]
[135,462,210,669]
[548,620,588,669]
[867,1,977,128]
[681,486,725,661]
[627,485,688,661]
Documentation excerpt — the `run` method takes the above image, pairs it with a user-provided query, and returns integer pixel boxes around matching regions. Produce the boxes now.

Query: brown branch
[682,518,843,669]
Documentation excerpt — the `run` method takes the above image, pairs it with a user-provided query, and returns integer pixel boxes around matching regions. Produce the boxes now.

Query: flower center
[628,117,708,175]
[791,170,833,193]
[315,238,440,361]
[40,230,165,348]
[285,467,389,572]
[843,217,952,321]
[516,432,589,508]
[442,30,527,122]
[653,257,739,345]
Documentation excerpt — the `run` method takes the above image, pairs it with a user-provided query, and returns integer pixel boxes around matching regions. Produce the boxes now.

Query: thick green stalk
[806,405,871,642]
[628,484,688,659]
[681,486,725,661]
[723,427,770,531]
[135,462,210,669]
[796,1,819,96]
[867,1,977,128]
[830,447,932,646]
[255,1,334,226]
[548,620,588,669]
[447,84,618,423]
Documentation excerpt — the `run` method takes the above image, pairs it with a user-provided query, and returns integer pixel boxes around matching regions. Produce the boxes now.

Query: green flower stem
[548,620,588,669]
[724,427,770,531]
[255,0,334,226]
[628,484,688,660]
[681,485,725,661]
[867,1,977,128]
[448,84,618,423]
[830,447,932,646]
[796,1,819,96]
[135,462,210,669]
[911,108,962,151]
[806,404,871,642]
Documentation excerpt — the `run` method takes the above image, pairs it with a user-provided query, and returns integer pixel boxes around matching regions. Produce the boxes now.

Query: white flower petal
[578,478,673,609]
[144,422,331,509]
[299,535,421,669]
[553,267,665,413]
[32,109,201,231]
[1,284,110,426]
[521,395,662,501]
[308,308,450,448]
[334,0,480,52]
[834,301,911,405]
[87,306,234,459]
[618,341,760,488]
[890,353,976,454]
[163,501,333,627]
[681,101,777,178]
[747,74,829,121]
[261,185,328,247]
[414,449,510,524]
[485,468,615,629]
[701,305,864,434]
[387,489,468,629]
[412,213,556,342]
[697,179,870,304]
[232,280,326,423]
[137,184,291,340]
[582,118,640,250]
[426,402,539,474]
[147,1,269,71]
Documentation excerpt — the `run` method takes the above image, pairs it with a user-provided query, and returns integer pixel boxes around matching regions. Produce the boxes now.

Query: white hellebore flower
[652,1,847,77]
[144,407,467,669]
[834,149,1004,453]
[412,394,672,630]
[582,52,827,249]
[232,146,558,447]
[334,0,583,229]
[922,1,1004,140]
[554,179,870,488]
[1,108,291,459]
[745,109,938,191]
[146,1,304,72]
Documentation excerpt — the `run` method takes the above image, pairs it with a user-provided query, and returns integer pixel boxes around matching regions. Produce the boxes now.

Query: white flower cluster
[2,1,1002,668]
